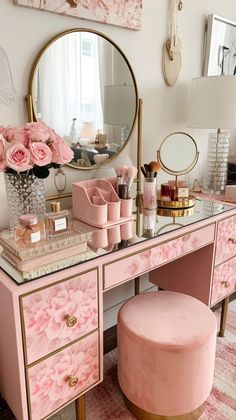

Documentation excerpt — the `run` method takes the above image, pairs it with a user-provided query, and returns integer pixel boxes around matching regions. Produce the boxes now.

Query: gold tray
[157,207,195,217]
[157,195,195,209]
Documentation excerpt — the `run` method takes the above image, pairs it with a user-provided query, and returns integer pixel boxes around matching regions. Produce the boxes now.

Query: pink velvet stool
[117,291,217,420]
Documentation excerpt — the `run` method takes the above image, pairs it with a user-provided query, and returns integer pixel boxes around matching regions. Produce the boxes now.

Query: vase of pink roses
[0,122,74,230]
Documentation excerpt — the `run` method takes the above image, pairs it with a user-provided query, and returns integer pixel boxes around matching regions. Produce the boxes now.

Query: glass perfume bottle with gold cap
[46,202,71,238]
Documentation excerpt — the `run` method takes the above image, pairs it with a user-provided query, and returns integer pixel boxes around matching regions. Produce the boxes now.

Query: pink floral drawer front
[211,257,236,305]
[27,331,99,420]
[104,224,215,290]
[215,215,236,265]
[21,269,98,365]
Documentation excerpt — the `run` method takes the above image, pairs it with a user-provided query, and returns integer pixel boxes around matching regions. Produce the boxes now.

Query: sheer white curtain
[35,32,103,137]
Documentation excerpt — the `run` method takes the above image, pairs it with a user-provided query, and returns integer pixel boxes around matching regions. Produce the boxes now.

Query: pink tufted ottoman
[117,291,217,419]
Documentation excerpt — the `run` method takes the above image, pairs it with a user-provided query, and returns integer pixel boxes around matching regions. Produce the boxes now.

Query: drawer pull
[68,375,79,388]
[65,315,77,328]
[221,281,230,288]
[228,237,236,244]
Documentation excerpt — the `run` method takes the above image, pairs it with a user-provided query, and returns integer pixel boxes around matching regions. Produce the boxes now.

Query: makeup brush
[115,166,125,189]
[126,166,138,191]
[141,166,147,178]
[115,166,123,178]
[121,165,128,184]
[148,161,161,173]
[144,163,151,173]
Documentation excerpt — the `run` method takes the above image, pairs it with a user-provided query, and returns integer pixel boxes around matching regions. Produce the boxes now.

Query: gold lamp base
[157,195,195,210]
[124,395,205,420]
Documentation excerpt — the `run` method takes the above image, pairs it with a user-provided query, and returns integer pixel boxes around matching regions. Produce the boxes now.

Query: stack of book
[0,220,96,281]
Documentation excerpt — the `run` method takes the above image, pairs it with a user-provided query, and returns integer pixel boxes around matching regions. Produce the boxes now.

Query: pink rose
[0,134,6,157]
[0,126,6,135]
[47,127,61,144]
[0,134,6,171]
[30,142,52,166]
[51,140,74,165]
[26,122,50,142]
[4,126,29,147]
[6,143,32,172]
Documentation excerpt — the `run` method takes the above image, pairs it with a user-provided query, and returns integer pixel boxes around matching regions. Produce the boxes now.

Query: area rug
[50,299,236,420]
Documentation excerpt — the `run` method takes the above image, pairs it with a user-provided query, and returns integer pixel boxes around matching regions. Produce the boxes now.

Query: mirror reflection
[158,132,198,174]
[30,30,137,169]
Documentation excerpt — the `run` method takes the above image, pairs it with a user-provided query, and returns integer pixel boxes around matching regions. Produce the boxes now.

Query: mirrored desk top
[0,198,234,285]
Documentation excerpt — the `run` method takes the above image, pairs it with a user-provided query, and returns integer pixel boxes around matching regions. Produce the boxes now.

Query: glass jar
[143,178,157,210]
[15,214,45,247]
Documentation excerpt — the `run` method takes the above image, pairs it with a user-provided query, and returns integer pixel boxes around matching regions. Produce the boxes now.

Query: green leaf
[32,165,50,179]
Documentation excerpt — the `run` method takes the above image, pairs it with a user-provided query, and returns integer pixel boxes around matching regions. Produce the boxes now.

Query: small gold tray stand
[157,206,195,218]
[157,194,195,210]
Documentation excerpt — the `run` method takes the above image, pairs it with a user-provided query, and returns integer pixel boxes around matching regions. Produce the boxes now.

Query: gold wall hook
[178,0,183,11]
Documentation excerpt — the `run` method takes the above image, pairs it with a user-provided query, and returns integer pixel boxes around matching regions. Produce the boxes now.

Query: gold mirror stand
[157,133,199,209]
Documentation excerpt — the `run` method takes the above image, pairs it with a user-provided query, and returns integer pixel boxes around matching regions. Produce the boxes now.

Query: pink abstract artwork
[14,0,142,30]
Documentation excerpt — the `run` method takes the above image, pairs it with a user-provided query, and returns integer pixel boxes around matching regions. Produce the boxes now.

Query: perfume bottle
[15,214,45,247]
[46,202,71,238]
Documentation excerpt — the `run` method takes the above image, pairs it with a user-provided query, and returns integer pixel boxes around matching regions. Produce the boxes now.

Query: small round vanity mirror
[157,132,199,209]
[28,29,138,169]
[157,132,199,175]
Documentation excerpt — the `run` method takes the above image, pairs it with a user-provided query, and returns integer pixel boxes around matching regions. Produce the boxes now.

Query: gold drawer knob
[68,375,79,388]
[228,237,236,244]
[221,281,230,288]
[65,314,77,327]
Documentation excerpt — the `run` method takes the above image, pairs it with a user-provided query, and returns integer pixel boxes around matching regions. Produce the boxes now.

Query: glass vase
[4,172,46,230]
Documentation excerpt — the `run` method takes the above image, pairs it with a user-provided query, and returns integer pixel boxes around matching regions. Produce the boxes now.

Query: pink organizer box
[72,178,133,228]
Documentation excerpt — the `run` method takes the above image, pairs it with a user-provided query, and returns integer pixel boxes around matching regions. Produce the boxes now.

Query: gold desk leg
[135,277,140,295]
[219,296,229,337]
[76,394,86,420]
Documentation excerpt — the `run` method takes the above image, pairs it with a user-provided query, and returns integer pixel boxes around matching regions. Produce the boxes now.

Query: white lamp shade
[188,76,236,129]
[103,84,136,126]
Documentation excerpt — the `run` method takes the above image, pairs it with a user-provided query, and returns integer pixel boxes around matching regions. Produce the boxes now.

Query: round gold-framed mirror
[157,132,199,209]
[27,29,138,170]
[157,132,199,176]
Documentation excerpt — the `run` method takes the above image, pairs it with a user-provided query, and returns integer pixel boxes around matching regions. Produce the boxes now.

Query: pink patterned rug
[51,300,236,420]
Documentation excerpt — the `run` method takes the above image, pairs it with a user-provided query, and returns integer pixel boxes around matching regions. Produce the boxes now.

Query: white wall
[1,0,236,327]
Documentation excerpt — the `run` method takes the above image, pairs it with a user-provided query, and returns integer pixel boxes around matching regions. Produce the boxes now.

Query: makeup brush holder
[72,178,133,228]
[89,221,133,249]
[143,178,157,210]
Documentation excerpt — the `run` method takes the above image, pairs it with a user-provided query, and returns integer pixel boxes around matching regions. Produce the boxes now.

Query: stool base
[124,395,205,420]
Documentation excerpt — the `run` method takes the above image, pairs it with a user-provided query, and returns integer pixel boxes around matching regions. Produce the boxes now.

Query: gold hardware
[221,281,230,288]
[228,237,236,244]
[65,314,77,327]
[68,375,79,387]
[178,0,183,11]
[166,39,174,61]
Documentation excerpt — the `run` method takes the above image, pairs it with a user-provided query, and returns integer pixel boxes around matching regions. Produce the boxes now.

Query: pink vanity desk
[0,197,236,420]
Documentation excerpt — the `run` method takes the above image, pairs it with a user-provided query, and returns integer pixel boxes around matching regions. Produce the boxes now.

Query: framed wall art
[204,14,236,75]
[14,0,142,31]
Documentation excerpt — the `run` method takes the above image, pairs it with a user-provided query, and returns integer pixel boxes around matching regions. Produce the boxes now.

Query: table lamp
[103,84,135,145]
[188,75,236,195]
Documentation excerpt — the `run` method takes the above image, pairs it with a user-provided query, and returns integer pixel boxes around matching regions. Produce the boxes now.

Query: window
[80,103,95,122]
[81,39,94,57]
